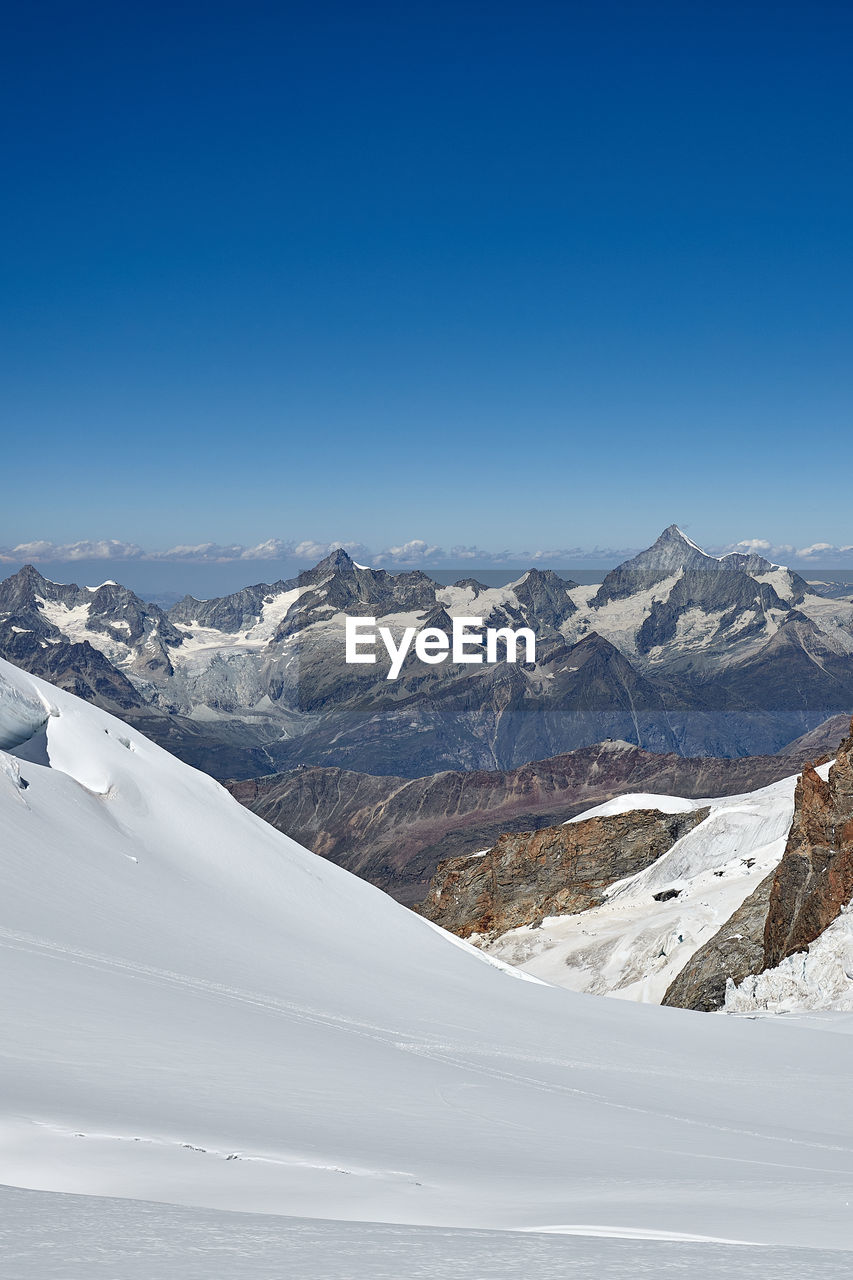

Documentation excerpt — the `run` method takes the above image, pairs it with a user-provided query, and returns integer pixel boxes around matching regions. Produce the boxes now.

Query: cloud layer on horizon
[2,535,853,569]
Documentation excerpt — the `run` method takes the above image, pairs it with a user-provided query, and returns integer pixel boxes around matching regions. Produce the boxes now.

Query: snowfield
[2,655,853,1275]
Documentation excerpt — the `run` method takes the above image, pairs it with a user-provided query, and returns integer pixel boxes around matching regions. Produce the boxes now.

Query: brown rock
[223,739,820,905]
[416,806,709,938]
[662,871,775,1012]
[763,720,853,968]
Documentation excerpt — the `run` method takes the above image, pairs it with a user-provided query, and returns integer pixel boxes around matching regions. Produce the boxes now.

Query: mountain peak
[654,525,714,557]
[315,547,356,573]
[0,564,80,612]
[10,563,53,586]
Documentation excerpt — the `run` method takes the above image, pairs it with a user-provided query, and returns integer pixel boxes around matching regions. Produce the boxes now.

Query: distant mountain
[1,527,852,774]
[225,736,831,904]
[0,567,281,777]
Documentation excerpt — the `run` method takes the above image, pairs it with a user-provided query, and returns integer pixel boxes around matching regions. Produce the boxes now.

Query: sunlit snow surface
[2,656,853,1276]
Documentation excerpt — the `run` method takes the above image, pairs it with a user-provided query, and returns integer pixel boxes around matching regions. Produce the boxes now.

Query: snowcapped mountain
[3,656,853,1272]
[1,526,852,775]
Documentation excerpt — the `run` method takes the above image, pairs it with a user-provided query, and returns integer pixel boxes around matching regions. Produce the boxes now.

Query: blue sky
[2,0,852,572]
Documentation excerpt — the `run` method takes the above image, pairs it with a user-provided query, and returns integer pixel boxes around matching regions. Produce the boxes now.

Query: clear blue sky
[2,0,851,564]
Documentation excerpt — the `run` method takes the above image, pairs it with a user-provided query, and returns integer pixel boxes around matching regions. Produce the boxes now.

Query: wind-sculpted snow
[2,656,853,1270]
[0,676,50,750]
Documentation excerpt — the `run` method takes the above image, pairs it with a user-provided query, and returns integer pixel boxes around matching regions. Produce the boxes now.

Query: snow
[566,791,698,820]
[489,777,805,1002]
[799,592,853,642]
[36,596,134,664]
[726,911,853,1015]
[564,572,683,658]
[6,1186,853,1280]
[0,676,50,750]
[2,657,853,1261]
[437,582,521,619]
[171,586,307,660]
[753,569,797,602]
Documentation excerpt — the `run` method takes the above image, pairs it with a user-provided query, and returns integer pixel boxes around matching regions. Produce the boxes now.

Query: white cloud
[380,540,444,563]
[715,538,853,566]
[795,542,835,559]
[6,539,145,562]
[725,539,774,553]
[4,532,853,569]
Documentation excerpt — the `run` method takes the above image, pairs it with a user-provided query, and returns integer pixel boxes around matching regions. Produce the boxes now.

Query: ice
[726,912,853,1014]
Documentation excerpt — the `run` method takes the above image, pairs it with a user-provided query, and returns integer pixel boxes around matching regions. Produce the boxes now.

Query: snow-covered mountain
[2,526,853,775]
[3,656,853,1274]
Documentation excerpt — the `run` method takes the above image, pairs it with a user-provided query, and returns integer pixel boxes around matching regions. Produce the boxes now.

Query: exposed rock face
[763,723,853,967]
[591,525,715,605]
[0,627,146,712]
[663,720,853,1011]
[508,569,578,630]
[225,740,824,904]
[416,807,709,938]
[779,715,851,759]
[661,872,775,1012]
[636,570,786,655]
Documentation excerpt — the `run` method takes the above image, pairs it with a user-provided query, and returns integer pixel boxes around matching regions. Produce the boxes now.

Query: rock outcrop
[661,872,775,1012]
[416,806,709,938]
[663,719,853,1011]
[225,740,828,904]
[762,723,853,967]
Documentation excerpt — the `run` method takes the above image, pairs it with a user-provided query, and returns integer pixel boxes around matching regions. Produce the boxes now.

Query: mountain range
[225,724,844,905]
[2,525,852,779]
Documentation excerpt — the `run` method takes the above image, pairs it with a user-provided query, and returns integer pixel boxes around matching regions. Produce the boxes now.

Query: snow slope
[2,656,853,1270]
[485,778,807,1002]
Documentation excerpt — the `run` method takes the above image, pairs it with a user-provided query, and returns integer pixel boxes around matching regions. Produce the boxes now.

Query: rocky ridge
[763,722,853,967]
[225,733,836,904]
[416,806,710,937]
[663,720,853,1010]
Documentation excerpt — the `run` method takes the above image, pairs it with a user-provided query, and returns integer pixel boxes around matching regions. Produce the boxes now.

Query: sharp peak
[13,563,53,581]
[7,563,73,589]
[656,525,712,554]
[315,548,357,570]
